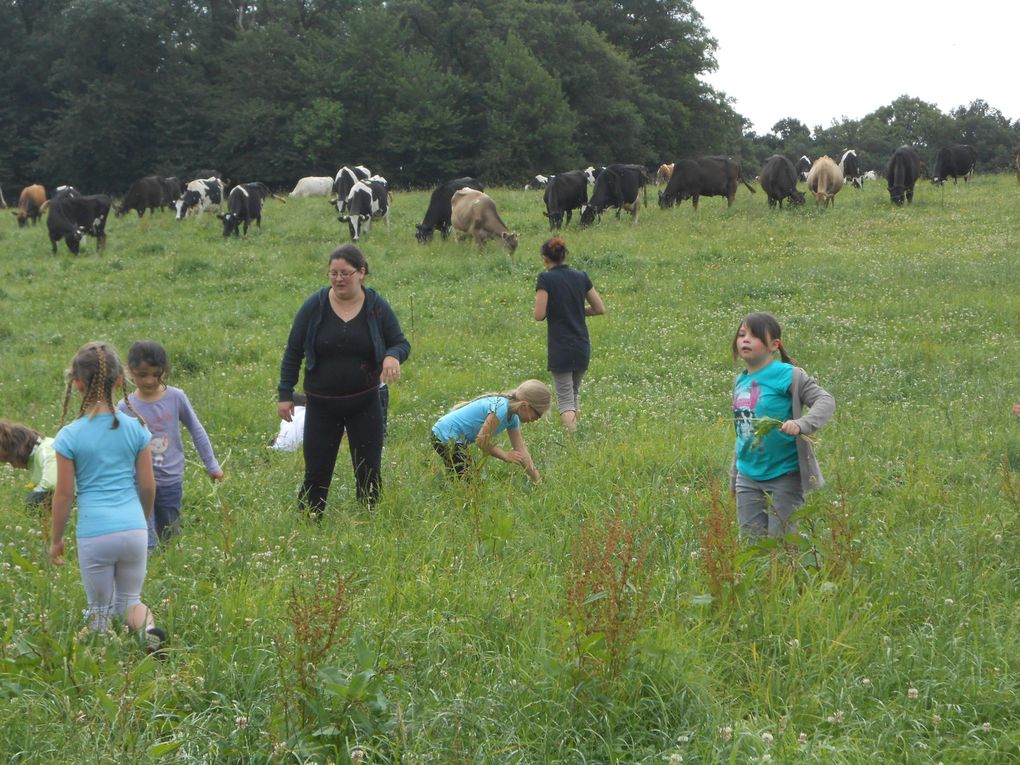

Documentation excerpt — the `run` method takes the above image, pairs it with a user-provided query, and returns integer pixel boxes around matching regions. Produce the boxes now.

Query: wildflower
[668,754,683,764]
[788,638,800,650]
[351,748,366,764]
[720,725,733,741]
[761,732,773,744]
[932,714,941,725]
[944,598,954,606]
[761,755,772,763]
[798,732,808,745]
[676,735,689,744]
[862,677,871,687]
[982,722,991,732]
[908,688,919,700]
[235,716,248,729]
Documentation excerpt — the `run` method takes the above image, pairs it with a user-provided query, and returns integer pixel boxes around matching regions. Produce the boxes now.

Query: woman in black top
[533,237,605,431]
[278,244,410,514]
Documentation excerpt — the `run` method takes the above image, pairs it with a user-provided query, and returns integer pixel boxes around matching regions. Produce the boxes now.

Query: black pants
[301,388,383,514]
[432,436,472,477]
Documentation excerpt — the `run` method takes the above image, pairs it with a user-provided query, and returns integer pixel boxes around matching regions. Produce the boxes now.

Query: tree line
[2,0,1018,195]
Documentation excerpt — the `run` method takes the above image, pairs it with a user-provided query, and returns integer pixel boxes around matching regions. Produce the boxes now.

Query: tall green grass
[0,175,1018,763]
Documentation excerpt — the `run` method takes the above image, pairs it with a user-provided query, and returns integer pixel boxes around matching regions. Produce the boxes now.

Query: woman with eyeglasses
[277,244,410,516]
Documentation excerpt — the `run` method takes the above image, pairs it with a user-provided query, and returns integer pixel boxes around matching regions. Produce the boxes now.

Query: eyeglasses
[327,268,359,279]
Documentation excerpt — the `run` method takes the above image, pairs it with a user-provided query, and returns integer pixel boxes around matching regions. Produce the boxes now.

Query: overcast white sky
[695,0,1020,135]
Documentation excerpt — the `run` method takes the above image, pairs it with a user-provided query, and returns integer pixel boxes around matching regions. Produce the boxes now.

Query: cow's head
[175,191,199,220]
[342,213,371,241]
[218,212,240,237]
[501,231,519,254]
[657,190,675,210]
[66,226,86,254]
[788,189,806,206]
[888,185,907,206]
[415,224,434,244]
[543,210,564,230]
[12,210,28,227]
[579,205,598,227]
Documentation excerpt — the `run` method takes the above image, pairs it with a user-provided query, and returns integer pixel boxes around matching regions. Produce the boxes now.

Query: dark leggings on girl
[300,388,383,514]
[432,436,471,476]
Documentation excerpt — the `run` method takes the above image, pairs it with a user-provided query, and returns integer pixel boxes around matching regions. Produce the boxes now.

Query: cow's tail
[741,176,756,194]
[271,193,288,204]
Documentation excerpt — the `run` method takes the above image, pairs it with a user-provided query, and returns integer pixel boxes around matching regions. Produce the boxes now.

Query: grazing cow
[47,193,111,254]
[450,189,519,253]
[289,176,333,197]
[337,178,389,241]
[931,144,977,186]
[806,156,844,207]
[1015,148,1020,184]
[796,155,812,181]
[0,183,6,208]
[175,177,224,219]
[117,175,166,217]
[758,155,805,208]
[13,184,46,227]
[839,149,863,188]
[218,182,270,237]
[543,170,588,230]
[160,177,183,206]
[655,163,674,185]
[524,174,549,190]
[583,166,605,186]
[332,165,371,208]
[579,164,648,226]
[658,156,755,210]
[415,177,484,243]
[886,145,922,206]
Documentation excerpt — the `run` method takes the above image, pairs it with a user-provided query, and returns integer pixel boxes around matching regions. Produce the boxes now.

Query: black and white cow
[116,175,166,217]
[796,155,812,181]
[931,144,977,186]
[838,149,863,188]
[579,164,647,226]
[583,166,605,186]
[175,177,224,219]
[218,182,270,237]
[524,174,549,190]
[337,178,389,241]
[542,170,587,229]
[47,193,111,254]
[758,155,805,208]
[416,177,484,243]
[886,145,922,206]
[332,165,371,210]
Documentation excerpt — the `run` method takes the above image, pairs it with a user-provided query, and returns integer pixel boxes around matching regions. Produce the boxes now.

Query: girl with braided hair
[51,342,166,656]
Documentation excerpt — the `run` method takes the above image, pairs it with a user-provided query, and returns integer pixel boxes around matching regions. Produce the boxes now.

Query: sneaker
[145,626,168,661]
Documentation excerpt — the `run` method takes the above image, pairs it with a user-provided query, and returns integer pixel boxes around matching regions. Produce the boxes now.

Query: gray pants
[552,369,586,414]
[76,529,148,632]
[735,471,804,538]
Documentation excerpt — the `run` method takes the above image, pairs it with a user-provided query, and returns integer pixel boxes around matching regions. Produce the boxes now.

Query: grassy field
[1,174,1018,764]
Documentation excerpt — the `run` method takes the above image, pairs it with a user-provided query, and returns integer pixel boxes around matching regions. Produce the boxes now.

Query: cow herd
[4,142,987,254]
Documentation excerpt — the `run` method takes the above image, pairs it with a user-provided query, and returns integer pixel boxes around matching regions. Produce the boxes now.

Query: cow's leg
[692,195,699,211]
[565,209,572,227]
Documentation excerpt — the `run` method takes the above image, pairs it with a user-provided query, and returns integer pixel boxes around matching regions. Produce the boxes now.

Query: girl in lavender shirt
[118,341,224,547]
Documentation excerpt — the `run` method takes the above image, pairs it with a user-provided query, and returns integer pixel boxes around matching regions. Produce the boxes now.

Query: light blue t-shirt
[732,361,798,481]
[53,412,151,538]
[432,396,520,444]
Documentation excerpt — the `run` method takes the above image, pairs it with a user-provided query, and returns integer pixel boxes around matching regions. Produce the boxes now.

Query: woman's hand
[50,539,65,566]
[278,401,294,422]
[503,449,528,466]
[780,420,802,436]
[381,356,401,384]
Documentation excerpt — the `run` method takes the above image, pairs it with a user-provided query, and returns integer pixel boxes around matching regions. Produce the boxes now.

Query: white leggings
[76,529,148,632]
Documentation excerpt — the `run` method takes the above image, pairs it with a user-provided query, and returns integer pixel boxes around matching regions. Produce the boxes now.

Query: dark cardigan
[278,287,410,402]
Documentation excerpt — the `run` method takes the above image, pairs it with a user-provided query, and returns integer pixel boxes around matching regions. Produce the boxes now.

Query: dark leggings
[301,389,383,514]
[432,436,472,477]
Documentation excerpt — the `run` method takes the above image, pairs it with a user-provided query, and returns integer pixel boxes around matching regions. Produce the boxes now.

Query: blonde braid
[120,380,146,429]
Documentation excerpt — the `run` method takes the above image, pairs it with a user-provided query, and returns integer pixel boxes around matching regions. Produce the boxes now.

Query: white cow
[289,176,333,197]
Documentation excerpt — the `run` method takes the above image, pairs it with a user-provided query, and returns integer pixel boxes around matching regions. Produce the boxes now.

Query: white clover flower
[676,735,689,744]
[932,714,941,725]
[994,534,1003,543]
[788,638,800,650]
[720,725,733,741]
[944,598,954,606]
[862,677,871,687]
[798,732,808,744]
[350,748,366,764]
[668,754,683,764]
[761,732,773,744]
[982,722,991,732]
[908,688,919,700]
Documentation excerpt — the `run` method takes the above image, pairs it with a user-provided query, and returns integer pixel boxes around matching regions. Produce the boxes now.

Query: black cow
[839,149,863,189]
[218,182,269,237]
[886,146,922,206]
[117,176,165,217]
[337,178,389,241]
[542,170,587,229]
[579,164,648,226]
[47,193,111,254]
[796,155,812,181]
[160,176,183,206]
[332,165,371,209]
[758,155,805,208]
[415,177,484,243]
[658,156,755,210]
[931,144,977,186]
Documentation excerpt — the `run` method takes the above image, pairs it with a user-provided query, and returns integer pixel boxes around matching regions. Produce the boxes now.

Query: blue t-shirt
[732,361,798,481]
[432,396,520,444]
[53,412,151,538]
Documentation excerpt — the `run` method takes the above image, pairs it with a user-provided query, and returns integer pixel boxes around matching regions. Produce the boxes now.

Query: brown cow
[655,163,674,186]
[1014,148,1020,184]
[450,189,519,253]
[13,184,46,227]
[806,156,843,207]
